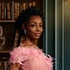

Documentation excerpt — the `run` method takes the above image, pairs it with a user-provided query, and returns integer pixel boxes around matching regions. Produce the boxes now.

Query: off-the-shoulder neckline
[19,43,40,50]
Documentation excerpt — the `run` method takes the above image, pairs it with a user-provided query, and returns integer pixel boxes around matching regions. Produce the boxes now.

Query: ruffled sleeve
[45,55,53,70]
[9,47,28,65]
[38,50,53,70]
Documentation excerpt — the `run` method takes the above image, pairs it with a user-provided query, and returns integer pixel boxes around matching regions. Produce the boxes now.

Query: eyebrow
[28,22,43,24]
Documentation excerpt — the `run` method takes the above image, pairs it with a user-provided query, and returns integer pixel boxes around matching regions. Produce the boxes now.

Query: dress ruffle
[9,45,53,70]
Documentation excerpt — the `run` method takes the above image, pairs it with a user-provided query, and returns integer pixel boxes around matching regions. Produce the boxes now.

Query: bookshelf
[0,20,15,22]
[0,0,43,70]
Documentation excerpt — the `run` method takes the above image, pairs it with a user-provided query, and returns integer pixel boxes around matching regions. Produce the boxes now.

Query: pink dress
[10,43,53,70]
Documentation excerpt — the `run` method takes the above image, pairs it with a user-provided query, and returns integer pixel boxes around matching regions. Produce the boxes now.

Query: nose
[36,26,41,31]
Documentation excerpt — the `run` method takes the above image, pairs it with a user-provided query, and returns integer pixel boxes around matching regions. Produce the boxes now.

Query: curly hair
[15,6,44,36]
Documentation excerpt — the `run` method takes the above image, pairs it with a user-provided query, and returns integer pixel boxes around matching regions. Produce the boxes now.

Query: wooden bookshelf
[0,0,43,70]
[0,20,15,22]
[0,50,10,53]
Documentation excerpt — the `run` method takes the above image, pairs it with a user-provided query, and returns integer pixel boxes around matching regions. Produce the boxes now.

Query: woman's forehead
[29,16,42,21]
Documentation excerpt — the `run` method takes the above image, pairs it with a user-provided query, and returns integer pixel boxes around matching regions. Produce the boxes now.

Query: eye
[29,22,36,27]
[39,24,43,28]
[30,24,36,27]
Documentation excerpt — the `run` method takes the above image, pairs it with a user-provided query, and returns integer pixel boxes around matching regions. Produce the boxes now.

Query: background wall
[44,0,70,70]
[64,0,70,70]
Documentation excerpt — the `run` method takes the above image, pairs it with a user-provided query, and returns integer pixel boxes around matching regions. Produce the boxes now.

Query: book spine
[14,2,19,20]
[11,1,14,20]
[1,2,5,20]
[28,1,36,7]
[32,1,36,6]
[4,61,7,70]
[4,2,6,20]
[0,61,10,70]
[20,2,27,13]
[17,2,20,17]
[6,2,11,20]
[28,2,32,7]
[0,2,1,20]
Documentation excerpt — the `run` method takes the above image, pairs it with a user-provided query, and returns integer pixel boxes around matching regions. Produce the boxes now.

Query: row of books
[0,61,10,70]
[0,1,36,20]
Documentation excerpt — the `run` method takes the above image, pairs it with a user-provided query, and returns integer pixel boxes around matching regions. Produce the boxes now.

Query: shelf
[0,50,11,53]
[0,20,15,23]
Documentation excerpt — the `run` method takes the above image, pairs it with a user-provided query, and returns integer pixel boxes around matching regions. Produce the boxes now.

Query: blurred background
[44,0,70,70]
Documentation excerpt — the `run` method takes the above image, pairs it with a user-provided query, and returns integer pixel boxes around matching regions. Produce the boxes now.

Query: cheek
[27,27,43,34]
[27,28,35,35]
[41,28,43,32]
[29,28,36,32]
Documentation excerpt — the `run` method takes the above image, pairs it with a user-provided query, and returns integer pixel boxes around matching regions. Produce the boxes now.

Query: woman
[9,6,53,70]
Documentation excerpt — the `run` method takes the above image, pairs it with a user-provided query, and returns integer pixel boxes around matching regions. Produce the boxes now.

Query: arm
[10,63,20,70]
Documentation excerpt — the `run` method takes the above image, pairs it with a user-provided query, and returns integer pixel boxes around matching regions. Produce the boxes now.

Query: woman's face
[25,15,43,40]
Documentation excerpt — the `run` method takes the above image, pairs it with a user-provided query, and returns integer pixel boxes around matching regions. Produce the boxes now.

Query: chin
[34,37,40,39]
[30,36,41,40]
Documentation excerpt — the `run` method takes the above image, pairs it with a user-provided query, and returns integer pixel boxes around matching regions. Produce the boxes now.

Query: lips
[34,33,41,36]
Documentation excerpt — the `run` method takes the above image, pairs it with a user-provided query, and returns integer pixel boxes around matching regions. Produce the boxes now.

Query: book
[1,2,5,19]
[32,1,36,6]
[20,2,27,13]
[0,2,1,20]
[14,2,18,19]
[14,2,20,20]
[0,61,10,70]
[17,2,20,17]
[28,2,32,7]
[3,61,7,70]
[6,2,11,20]
[11,1,14,20]
[28,1,36,7]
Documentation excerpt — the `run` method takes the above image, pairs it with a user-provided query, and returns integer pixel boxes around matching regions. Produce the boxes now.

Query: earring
[24,30,26,34]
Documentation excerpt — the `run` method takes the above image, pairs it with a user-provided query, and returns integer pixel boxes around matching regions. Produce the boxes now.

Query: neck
[22,37,38,46]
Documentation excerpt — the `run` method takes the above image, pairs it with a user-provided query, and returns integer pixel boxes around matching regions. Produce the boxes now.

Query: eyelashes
[30,25,35,27]
[30,24,43,28]
[39,24,43,28]
[30,25,43,28]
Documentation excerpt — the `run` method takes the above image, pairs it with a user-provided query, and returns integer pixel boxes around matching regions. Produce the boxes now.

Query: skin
[10,15,43,70]
[22,15,43,46]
